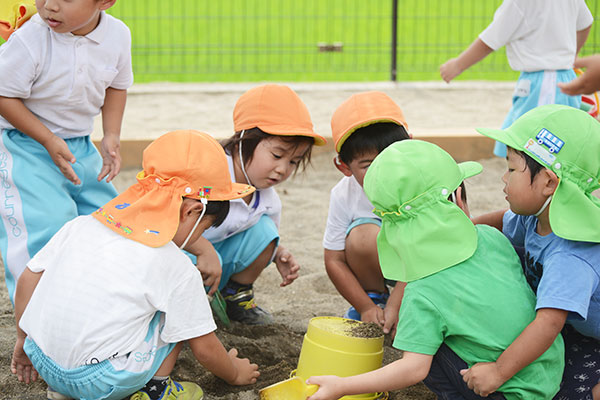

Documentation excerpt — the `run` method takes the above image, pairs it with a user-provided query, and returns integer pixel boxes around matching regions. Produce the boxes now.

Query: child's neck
[232,152,254,205]
[535,211,553,236]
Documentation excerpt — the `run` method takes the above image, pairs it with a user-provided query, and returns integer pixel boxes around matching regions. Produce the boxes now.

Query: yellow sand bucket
[295,317,384,400]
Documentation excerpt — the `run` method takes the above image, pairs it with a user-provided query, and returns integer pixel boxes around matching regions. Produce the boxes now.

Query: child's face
[36,0,112,36]
[342,150,379,187]
[502,148,549,216]
[244,137,310,189]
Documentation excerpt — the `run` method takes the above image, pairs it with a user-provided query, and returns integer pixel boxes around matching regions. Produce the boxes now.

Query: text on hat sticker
[535,128,564,154]
[524,139,556,167]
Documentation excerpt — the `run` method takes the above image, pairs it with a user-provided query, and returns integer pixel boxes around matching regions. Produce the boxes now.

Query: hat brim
[247,124,327,146]
[335,117,406,152]
[185,181,254,201]
[549,179,600,242]
[377,202,478,282]
[476,127,522,154]
[458,160,483,180]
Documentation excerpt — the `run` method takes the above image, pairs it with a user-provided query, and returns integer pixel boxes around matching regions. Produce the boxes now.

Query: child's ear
[333,156,352,177]
[541,169,559,196]
[99,0,117,11]
[180,199,204,220]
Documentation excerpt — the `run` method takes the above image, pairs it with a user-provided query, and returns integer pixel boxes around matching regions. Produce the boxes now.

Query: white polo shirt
[203,153,282,243]
[323,175,378,251]
[479,0,593,72]
[20,216,215,369]
[0,12,133,138]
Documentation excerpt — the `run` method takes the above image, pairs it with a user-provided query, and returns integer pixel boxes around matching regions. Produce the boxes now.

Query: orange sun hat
[0,0,36,41]
[233,84,326,146]
[331,91,408,153]
[93,130,254,248]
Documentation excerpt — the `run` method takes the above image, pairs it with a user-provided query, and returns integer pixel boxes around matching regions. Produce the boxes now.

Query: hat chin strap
[238,129,253,186]
[179,198,207,250]
[534,195,552,217]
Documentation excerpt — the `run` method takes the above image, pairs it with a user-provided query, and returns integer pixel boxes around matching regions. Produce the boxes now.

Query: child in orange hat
[323,91,409,333]
[197,84,326,325]
[10,130,259,400]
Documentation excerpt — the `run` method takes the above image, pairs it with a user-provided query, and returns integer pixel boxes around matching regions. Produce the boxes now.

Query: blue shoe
[343,291,389,321]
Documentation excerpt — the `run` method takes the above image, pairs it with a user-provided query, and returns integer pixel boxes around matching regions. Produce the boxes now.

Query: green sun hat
[363,140,483,282]
[477,104,600,243]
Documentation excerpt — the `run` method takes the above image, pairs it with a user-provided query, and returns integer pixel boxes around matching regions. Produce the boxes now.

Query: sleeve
[479,0,527,50]
[502,210,526,247]
[108,19,133,90]
[0,33,38,98]
[393,289,446,355]
[535,252,599,320]
[160,274,217,343]
[576,0,593,31]
[322,187,349,251]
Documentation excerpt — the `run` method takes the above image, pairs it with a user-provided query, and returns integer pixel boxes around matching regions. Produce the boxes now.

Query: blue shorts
[494,70,581,157]
[345,217,381,236]
[24,312,175,400]
[188,215,279,291]
[0,129,118,303]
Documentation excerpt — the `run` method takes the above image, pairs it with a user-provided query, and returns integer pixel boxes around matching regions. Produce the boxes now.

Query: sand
[0,82,514,399]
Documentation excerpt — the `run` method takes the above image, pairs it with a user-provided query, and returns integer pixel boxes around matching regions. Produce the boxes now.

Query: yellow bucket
[295,317,384,400]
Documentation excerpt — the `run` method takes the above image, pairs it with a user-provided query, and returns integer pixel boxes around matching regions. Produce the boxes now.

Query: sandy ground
[0,83,515,399]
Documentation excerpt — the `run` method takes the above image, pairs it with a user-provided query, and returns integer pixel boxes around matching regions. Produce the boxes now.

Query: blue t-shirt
[503,211,600,339]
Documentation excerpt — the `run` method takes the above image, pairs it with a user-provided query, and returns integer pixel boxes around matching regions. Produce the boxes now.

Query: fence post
[391,0,398,81]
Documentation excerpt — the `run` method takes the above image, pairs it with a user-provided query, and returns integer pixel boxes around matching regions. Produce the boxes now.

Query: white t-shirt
[323,176,378,251]
[203,154,281,243]
[479,0,593,72]
[20,216,215,369]
[0,12,133,138]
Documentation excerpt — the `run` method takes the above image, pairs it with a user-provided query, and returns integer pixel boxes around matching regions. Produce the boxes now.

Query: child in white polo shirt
[0,0,133,304]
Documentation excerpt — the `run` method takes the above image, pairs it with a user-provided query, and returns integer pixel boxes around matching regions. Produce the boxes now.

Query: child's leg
[213,215,279,324]
[554,325,600,400]
[423,343,506,400]
[345,220,386,293]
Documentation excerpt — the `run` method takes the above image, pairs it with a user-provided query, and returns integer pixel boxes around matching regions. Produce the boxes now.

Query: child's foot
[343,291,389,321]
[130,377,203,400]
[221,280,273,325]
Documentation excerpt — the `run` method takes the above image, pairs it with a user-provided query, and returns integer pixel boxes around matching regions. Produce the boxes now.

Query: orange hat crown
[331,91,407,153]
[233,84,326,146]
[93,130,254,247]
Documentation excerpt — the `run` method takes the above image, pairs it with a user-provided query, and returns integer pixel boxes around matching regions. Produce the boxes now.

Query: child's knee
[345,224,379,257]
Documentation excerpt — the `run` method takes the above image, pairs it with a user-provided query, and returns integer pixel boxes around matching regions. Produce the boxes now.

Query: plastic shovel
[259,377,319,400]
[207,291,231,327]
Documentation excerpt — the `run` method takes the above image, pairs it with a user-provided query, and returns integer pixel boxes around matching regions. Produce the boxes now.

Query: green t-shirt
[394,225,564,399]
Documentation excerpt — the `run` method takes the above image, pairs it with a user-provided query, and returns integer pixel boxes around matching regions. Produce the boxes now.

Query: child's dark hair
[221,127,313,172]
[205,201,230,227]
[510,148,545,183]
[338,122,410,164]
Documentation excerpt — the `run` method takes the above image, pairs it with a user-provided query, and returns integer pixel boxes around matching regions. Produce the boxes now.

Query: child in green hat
[467,104,600,399]
[307,140,564,400]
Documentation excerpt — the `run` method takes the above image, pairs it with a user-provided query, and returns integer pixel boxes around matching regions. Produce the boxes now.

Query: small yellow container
[295,317,384,400]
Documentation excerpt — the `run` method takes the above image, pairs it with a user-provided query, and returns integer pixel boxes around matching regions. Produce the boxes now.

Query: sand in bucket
[295,316,384,400]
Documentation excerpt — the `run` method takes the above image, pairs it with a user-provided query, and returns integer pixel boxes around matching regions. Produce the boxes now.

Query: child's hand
[460,361,505,397]
[196,252,222,296]
[274,245,300,286]
[440,58,462,83]
[382,305,399,337]
[98,134,121,183]
[360,305,385,327]
[43,135,80,185]
[306,375,344,400]
[11,338,38,384]
[227,348,260,385]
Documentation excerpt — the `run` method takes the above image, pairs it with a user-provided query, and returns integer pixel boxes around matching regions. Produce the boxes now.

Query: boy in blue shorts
[11,130,259,400]
[466,105,600,399]
[0,0,133,304]
[323,91,408,332]
[440,0,592,157]
[308,140,564,400]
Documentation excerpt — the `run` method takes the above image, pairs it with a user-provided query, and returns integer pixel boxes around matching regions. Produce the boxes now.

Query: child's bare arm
[11,268,43,383]
[576,25,592,55]
[471,209,508,231]
[324,249,384,326]
[98,87,127,183]
[461,308,567,396]
[440,38,494,83]
[185,236,222,295]
[383,281,406,336]
[307,351,432,400]
[188,332,259,385]
[0,96,80,184]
